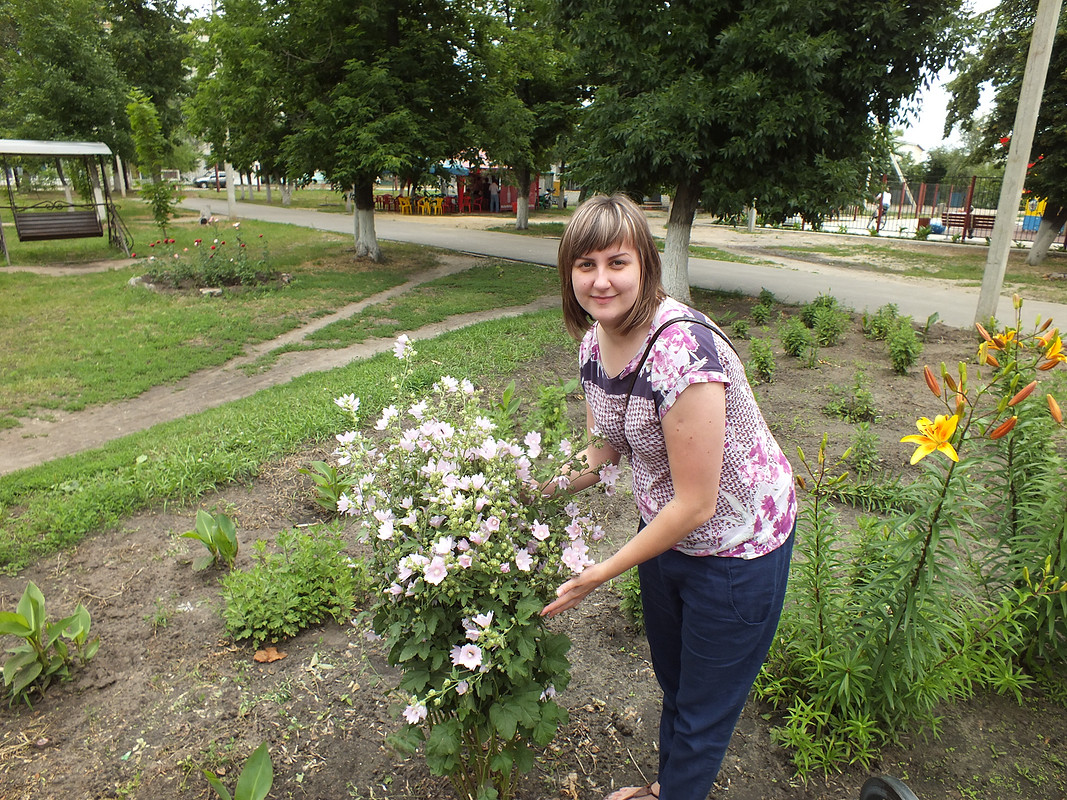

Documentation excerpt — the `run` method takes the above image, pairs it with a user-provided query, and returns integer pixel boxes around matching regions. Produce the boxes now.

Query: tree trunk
[265,176,272,204]
[515,166,531,230]
[661,179,700,303]
[281,178,292,206]
[56,159,74,205]
[354,180,382,262]
[1027,207,1067,266]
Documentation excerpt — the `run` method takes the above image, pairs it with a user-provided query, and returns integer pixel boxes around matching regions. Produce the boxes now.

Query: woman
[541,195,796,800]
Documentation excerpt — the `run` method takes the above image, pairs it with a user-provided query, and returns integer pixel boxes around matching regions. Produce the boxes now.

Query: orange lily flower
[901,414,960,464]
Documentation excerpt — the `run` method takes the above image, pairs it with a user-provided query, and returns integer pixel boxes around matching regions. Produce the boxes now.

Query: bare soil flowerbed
[1,292,1065,800]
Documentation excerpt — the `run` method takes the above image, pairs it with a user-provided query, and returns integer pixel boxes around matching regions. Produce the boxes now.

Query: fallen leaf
[254,646,287,663]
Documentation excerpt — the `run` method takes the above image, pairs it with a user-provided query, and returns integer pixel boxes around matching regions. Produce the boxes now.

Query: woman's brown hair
[557,194,665,340]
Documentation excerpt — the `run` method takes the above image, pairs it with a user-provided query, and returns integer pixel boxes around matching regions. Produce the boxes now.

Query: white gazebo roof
[0,139,113,157]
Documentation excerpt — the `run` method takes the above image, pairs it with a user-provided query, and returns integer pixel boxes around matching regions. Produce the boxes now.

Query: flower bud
[1008,380,1038,406]
[924,366,940,397]
[989,416,1018,439]
[1039,359,1059,371]
[1013,293,1022,309]
[1048,394,1063,424]
[975,322,992,342]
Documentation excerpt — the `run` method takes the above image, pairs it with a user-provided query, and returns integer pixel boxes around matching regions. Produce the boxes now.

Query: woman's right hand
[540,563,607,618]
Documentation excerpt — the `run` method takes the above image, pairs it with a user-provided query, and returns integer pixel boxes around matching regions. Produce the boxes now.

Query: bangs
[565,203,643,263]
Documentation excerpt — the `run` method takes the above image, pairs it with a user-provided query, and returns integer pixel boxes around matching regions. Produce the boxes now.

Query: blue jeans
[637,528,794,799]
[490,194,500,213]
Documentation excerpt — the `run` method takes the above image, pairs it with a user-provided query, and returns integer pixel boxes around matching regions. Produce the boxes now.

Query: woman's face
[570,241,642,333]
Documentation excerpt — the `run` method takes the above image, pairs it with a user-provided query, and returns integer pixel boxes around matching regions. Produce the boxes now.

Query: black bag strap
[623,316,737,410]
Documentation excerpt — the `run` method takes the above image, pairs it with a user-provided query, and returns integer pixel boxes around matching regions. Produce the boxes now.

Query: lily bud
[1008,380,1038,406]
[989,416,1018,439]
[1048,394,1063,424]
[958,361,967,391]
[1013,293,1022,309]
[1039,359,1059,371]
[975,322,992,342]
[1038,318,1053,333]
[924,366,940,397]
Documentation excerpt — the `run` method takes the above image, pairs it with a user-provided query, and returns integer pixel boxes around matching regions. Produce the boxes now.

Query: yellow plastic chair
[397,197,413,215]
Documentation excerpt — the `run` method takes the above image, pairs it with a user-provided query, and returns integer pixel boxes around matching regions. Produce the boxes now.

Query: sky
[899,0,1001,153]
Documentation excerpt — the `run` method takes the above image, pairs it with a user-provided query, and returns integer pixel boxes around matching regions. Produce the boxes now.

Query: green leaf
[17,582,46,633]
[203,769,233,800]
[234,742,273,800]
[489,703,518,740]
[0,611,32,637]
[8,655,44,696]
[192,554,216,572]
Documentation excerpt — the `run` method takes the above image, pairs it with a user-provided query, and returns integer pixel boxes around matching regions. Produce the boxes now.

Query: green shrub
[825,371,879,423]
[751,303,772,326]
[758,288,776,306]
[845,422,880,477]
[800,294,839,328]
[731,319,750,340]
[887,320,922,374]
[811,304,850,346]
[780,316,816,358]
[618,567,644,632]
[221,526,362,647]
[747,338,776,383]
[527,378,580,450]
[863,304,899,341]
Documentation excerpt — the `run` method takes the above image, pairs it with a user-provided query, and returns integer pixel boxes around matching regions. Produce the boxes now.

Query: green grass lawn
[0,311,572,572]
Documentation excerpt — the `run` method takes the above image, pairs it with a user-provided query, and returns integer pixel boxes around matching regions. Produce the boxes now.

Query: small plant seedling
[204,741,273,800]
[0,582,99,706]
[182,509,239,571]
[299,461,351,513]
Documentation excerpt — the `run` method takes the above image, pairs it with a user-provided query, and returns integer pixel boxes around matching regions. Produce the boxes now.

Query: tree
[0,0,127,149]
[276,0,479,261]
[558,0,963,300]
[473,0,582,230]
[127,87,178,234]
[947,0,1067,266]
[105,0,191,150]
[186,0,289,190]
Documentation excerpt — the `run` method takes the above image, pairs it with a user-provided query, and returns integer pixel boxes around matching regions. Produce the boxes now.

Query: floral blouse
[580,297,796,558]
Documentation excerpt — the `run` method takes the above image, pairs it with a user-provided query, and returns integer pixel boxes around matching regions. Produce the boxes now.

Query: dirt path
[0,253,556,476]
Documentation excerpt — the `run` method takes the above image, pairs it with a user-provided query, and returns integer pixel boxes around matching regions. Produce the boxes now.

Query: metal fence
[794,176,1065,246]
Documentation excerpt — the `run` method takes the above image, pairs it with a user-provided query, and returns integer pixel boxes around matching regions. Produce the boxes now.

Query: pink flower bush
[327,337,607,799]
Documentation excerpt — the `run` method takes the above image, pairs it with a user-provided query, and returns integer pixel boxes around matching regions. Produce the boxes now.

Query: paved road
[188,198,1067,329]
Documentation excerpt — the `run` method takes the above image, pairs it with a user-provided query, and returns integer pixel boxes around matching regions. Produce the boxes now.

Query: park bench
[12,208,103,241]
[941,211,996,238]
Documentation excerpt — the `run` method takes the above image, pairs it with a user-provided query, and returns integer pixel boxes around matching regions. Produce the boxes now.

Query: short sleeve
[647,320,730,417]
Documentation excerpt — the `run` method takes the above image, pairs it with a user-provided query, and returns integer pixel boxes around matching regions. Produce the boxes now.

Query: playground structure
[788,174,1065,245]
[0,139,131,264]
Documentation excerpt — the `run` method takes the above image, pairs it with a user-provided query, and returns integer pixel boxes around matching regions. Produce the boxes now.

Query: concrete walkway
[189,197,1067,329]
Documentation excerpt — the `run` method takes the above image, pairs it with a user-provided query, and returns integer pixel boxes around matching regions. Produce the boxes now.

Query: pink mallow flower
[424,556,448,585]
[531,520,551,541]
[514,550,534,572]
[403,701,427,724]
[451,643,483,671]
[561,542,592,574]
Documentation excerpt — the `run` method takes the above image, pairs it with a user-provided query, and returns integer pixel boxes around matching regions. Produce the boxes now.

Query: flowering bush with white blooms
[330,336,614,800]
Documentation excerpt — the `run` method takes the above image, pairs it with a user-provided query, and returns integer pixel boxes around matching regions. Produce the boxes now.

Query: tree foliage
[558,0,963,299]
[472,0,582,229]
[0,0,127,149]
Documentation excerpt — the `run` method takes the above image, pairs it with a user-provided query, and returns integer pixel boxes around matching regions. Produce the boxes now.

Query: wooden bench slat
[941,212,996,234]
[13,210,103,241]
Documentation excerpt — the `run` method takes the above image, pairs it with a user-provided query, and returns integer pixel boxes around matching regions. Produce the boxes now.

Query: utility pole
[975,0,1064,324]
